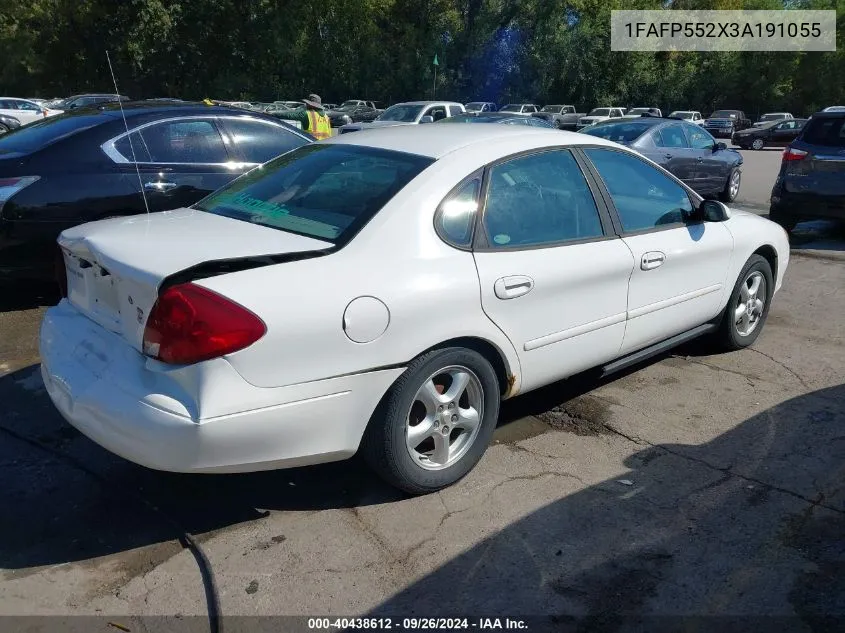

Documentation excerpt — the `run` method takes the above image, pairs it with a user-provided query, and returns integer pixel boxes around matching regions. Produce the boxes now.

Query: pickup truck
[576,107,627,129]
[325,100,384,127]
[531,105,585,130]
[703,109,752,138]
[339,101,466,133]
[624,107,662,119]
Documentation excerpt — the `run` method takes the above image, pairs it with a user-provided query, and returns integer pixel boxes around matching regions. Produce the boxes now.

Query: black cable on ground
[0,423,221,633]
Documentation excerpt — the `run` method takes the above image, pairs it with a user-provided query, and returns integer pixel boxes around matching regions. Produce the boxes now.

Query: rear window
[0,113,103,153]
[583,121,653,143]
[194,144,434,243]
[800,116,845,147]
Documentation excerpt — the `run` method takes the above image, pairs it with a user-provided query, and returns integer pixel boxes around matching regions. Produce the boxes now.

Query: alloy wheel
[752,138,764,150]
[734,271,766,336]
[405,365,484,470]
[729,170,741,200]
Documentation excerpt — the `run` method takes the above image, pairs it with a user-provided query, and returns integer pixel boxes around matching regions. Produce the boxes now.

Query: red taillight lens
[143,283,266,365]
[782,148,808,162]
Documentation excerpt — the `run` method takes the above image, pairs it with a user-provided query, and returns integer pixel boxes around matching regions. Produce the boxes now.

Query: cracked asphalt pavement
[0,151,843,631]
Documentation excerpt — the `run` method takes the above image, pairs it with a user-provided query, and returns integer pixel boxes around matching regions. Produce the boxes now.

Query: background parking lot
[0,148,843,628]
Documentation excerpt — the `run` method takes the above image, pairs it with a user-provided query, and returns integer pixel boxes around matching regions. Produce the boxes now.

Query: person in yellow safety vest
[271,93,332,140]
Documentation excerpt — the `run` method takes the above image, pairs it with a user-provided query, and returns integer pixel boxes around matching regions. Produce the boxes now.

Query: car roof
[56,100,283,120]
[323,124,618,159]
[394,101,464,106]
[810,110,845,118]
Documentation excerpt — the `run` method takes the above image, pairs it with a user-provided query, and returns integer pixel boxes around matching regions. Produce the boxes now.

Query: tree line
[1,0,842,118]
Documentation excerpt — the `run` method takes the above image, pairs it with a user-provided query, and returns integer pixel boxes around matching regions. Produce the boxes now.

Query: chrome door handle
[494,275,534,300]
[641,251,666,271]
[144,181,178,192]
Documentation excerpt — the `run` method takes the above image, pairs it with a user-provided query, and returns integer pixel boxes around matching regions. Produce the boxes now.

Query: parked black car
[732,119,808,150]
[769,110,845,232]
[53,94,130,110]
[0,101,312,279]
[0,113,21,135]
[703,109,752,138]
[582,118,743,202]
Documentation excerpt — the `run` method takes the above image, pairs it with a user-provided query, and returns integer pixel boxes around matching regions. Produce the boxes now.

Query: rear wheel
[361,347,500,494]
[751,138,765,150]
[715,255,773,350]
[0,123,9,135]
[720,167,741,203]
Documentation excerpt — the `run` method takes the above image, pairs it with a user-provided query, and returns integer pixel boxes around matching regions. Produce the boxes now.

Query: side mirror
[419,115,434,124]
[699,199,731,222]
[713,142,727,152]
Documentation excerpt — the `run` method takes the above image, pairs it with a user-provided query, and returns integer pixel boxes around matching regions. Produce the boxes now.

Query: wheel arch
[752,244,778,284]
[415,336,518,398]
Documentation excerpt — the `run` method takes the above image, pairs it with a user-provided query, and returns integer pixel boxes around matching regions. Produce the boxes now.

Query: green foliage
[0,0,842,116]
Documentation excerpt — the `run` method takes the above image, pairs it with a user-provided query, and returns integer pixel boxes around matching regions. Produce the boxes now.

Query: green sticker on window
[493,234,511,245]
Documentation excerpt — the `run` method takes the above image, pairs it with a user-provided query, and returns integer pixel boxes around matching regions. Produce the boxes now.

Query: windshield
[582,121,652,143]
[500,104,521,112]
[339,101,361,108]
[194,144,434,243]
[710,111,738,119]
[539,106,561,113]
[465,103,486,111]
[0,113,102,154]
[669,111,693,118]
[629,108,651,115]
[588,108,610,116]
[376,104,424,122]
[760,114,785,121]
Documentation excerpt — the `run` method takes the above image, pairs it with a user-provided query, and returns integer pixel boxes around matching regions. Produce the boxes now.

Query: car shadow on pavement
[788,220,845,255]
[369,383,845,630]
[1,361,843,633]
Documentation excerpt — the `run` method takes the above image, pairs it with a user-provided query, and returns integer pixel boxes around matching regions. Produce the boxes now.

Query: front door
[770,120,803,146]
[471,149,635,392]
[581,147,733,355]
[686,124,727,194]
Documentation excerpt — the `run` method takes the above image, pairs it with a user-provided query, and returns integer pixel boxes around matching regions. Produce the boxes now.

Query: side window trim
[101,115,234,165]
[433,169,484,251]
[471,147,617,253]
[573,145,702,236]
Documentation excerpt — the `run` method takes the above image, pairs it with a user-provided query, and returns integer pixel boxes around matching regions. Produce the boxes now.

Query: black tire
[751,138,765,151]
[0,123,8,135]
[715,254,774,351]
[361,347,500,495]
[720,167,741,203]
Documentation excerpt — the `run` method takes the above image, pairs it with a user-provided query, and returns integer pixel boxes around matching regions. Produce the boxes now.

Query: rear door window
[221,118,308,163]
[140,119,228,163]
[801,116,845,147]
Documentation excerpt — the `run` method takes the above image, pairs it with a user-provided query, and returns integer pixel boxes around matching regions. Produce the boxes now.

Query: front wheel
[0,123,9,135]
[715,255,774,350]
[720,167,741,203]
[751,138,765,150]
[361,347,500,494]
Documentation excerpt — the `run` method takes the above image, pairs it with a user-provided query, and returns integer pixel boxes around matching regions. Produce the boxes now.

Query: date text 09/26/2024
[307,618,528,630]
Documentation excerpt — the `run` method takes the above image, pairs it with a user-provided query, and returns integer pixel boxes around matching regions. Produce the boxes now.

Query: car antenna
[106,51,150,215]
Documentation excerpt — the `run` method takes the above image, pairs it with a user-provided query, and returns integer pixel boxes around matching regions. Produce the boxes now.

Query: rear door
[581,147,733,355]
[653,123,696,186]
[471,148,634,392]
[107,117,238,212]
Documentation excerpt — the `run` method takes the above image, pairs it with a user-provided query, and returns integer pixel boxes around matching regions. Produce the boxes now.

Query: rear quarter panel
[199,150,524,394]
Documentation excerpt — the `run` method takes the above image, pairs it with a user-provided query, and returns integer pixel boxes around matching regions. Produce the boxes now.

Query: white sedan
[0,97,63,124]
[40,126,790,494]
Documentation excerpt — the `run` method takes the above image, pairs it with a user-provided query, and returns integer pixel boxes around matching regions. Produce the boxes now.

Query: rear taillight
[142,283,266,365]
[0,176,40,216]
[782,148,808,162]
